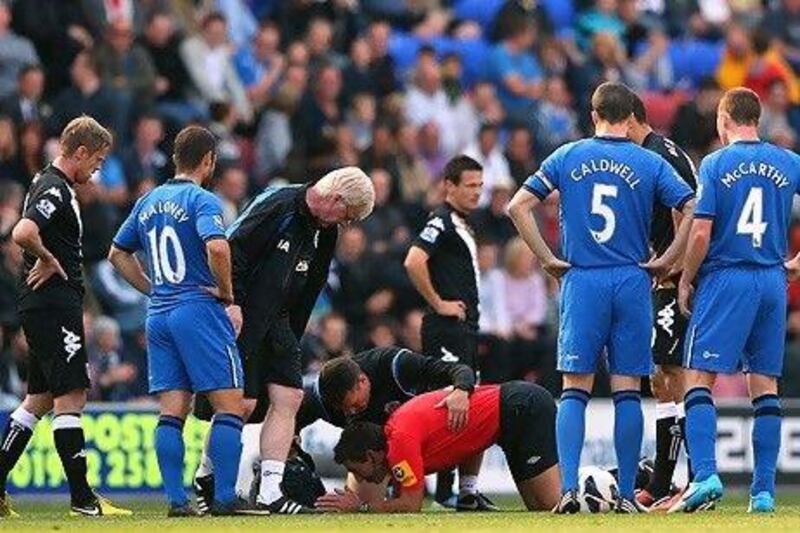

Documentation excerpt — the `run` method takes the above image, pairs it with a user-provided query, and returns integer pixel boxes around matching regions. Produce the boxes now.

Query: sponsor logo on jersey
[391,460,418,488]
[277,239,290,252]
[295,260,309,272]
[45,186,63,202]
[702,351,721,360]
[36,199,57,219]
[62,327,82,363]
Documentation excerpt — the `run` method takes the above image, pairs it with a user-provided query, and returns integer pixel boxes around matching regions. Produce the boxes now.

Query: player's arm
[678,219,712,316]
[12,218,67,289]
[206,238,234,304]
[365,487,425,513]
[507,187,570,279]
[108,245,152,295]
[404,245,466,321]
[644,197,696,278]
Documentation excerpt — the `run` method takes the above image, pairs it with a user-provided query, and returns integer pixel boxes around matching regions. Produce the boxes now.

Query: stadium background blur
[3,0,800,410]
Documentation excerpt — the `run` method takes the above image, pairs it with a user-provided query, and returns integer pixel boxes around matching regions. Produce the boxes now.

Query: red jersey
[385,385,501,492]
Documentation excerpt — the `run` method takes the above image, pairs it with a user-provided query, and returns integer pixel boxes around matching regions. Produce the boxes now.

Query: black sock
[53,413,94,505]
[0,408,38,497]
[679,415,693,481]
[435,470,455,502]
[647,413,681,499]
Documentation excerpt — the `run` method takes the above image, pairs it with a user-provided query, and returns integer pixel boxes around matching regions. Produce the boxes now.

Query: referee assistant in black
[0,116,130,517]
[404,155,491,510]
[629,94,698,509]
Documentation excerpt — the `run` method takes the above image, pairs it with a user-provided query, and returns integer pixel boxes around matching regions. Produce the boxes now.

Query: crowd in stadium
[2,0,800,406]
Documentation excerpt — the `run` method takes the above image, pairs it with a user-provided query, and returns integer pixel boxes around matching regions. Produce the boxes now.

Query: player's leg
[517,465,561,511]
[233,398,261,501]
[155,390,193,511]
[258,382,304,508]
[207,388,245,508]
[643,365,685,505]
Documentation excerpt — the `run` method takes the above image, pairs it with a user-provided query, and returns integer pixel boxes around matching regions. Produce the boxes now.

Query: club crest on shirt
[391,460,417,488]
[45,186,63,202]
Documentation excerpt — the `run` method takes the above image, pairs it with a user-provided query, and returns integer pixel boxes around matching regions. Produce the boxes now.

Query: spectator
[333,124,360,168]
[234,20,285,110]
[627,29,675,92]
[1,64,47,128]
[471,178,517,245]
[332,225,377,342]
[360,168,408,255]
[535,77,580,158]
[366,20,399,98]
[471,81,506,126]
[17,121,45,185]
[0,1,39,100]
[487,17,543,127]
[215,0,258,49]
[302,312,352,374]
[505,126,536,186]
[180,11,253,124]
[575,0,626,52]
[342,37,375,103]
[292,62,343,175]
[94,18,157,116]
[716,23,753,91]
[463,123,511,205]
[579,32,634,101]
[48,51,125,138]
[306,17,347,72]
[744,30,800,104]
[476,241,512,384]
[346,93,376,151]
[671,77,723,158]
[359,121,400,185]
[417,121,447,180]
[120,113,169,188]
[88,316,137,402]
[367,318,398,349]
[762,0,800,70]
[760,80,797,143]
[215,165,249,226]
[0,328,27,404]
[140,9,202,127]
[208,101,242,167]
[395,123,431,206]
[399,309,424,353]
[0,115,24,185]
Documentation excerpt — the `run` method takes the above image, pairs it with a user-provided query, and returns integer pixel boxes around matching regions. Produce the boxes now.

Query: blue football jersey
[112,178,227,313]
[695,140,800,272]
[524,136,694,267]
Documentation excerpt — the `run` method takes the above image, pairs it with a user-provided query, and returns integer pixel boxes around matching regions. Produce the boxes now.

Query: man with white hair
[193,167,374,514]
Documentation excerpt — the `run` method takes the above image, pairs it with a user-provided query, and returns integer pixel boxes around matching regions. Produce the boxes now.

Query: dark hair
[172,126,217,172]
[333,422,387,464]
[442,154,482,185]
[631,92,647,124]
[319,357,362,408]
[479,122,499,136]
[18,64,42,80]
[591,82,635,124]
[698,76,720,92]
[201,11,226,29]
[752,29,770,56]
[720,87,761,126]
[418,44,436,57]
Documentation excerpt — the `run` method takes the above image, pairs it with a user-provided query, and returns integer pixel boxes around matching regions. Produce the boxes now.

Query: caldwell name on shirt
[567,158,641,189]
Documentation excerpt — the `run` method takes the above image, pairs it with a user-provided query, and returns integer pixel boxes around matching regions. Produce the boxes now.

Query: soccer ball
[578,466,619,513]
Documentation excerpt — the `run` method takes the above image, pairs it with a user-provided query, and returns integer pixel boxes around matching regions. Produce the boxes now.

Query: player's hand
[226,304,243,337]
[640,255,672,280]
[26,255,67,290]
[202,286,234,304]
[678,280,694,317]
[435,300,467,321]
[315,488,362,513]
[436,388,469,431]
[786,256,800,281]
[542,257,571,280]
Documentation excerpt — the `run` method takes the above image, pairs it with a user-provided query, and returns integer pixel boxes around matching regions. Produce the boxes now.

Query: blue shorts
[558,265,653,376]
[146,300,243,394]
[684,266,786,377]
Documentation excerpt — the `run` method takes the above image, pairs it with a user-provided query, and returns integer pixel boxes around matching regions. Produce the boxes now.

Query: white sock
[235,424,262,499]
[655,401,678,420]
[196,445,214,477]
[257,459,285,504]
[10,406,39,431]
[676,402,686,420]
[459,474,479,496]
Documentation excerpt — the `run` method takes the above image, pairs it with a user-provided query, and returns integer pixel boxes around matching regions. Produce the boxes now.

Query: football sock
[751,394,781,497]
[53,413,94,505]
[684,387,717,483]
[613,390,643,501]
[155,415,188,507]
[435,470,455,502]
[458,474,479,496]
[0,407,39,497]
[258,460,285,504]
[648,402,680,498]
[196,438,213,478]
[677,402,692,480]
[236,423,261,499]
[209,413,243,506]
[556,388,590,493]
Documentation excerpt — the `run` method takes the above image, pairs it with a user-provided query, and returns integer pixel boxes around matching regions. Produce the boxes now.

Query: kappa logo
[277,239,290,252]
[428,217,445,231]
[73,449,87,459]
[656,299,677,336]
[36,199,57,219]
[61,327,82,362]
[295,260,309,272]
[45,186,63,202]
[440,347,459,363]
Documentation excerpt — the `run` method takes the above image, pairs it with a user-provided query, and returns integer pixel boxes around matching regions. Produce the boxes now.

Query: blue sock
[751,394,781,497]
[684,387,717,483]
[613,390,643,500]
[155,415,187,507]
[556,388,590,493]
[209,413,243,506]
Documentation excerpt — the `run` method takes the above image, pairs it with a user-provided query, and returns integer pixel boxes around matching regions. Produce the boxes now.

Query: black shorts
[193,393,270,424]
[20,307,90,397]
[652,287,688,367]
[239,314,303,397]
[421,314,478,371]
[498,381,558,483]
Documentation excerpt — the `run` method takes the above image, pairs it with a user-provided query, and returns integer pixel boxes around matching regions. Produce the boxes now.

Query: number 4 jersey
[694,140,800,274]
[112,178,227,314]
[523,136,694,267]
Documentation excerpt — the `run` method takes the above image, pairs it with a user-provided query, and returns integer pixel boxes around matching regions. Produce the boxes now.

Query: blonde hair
[60,115,113,157]
[314,166,375,221]
[503,236,533,274]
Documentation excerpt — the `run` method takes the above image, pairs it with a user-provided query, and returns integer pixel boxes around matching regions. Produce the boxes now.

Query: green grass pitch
[2,493,800,532]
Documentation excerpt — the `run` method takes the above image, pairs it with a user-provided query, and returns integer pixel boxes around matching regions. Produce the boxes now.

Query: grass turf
[1,493,800,532]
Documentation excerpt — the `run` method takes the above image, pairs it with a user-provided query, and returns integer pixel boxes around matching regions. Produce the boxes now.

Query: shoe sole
[668,488,722,513]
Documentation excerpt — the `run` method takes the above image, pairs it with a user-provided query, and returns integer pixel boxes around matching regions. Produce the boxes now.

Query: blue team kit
[524,136,694,376]
[686,141,800,377]
[112,178,243,393]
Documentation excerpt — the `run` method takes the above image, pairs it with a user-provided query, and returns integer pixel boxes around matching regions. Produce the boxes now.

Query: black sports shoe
[257,495,320,515]
[194,474,214,515]
[616,496,648,514]
[69,493,132,516]
[456,492,500,512]
[552,490,581,514]
[211,498,271,516]
[167,504,200,518]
